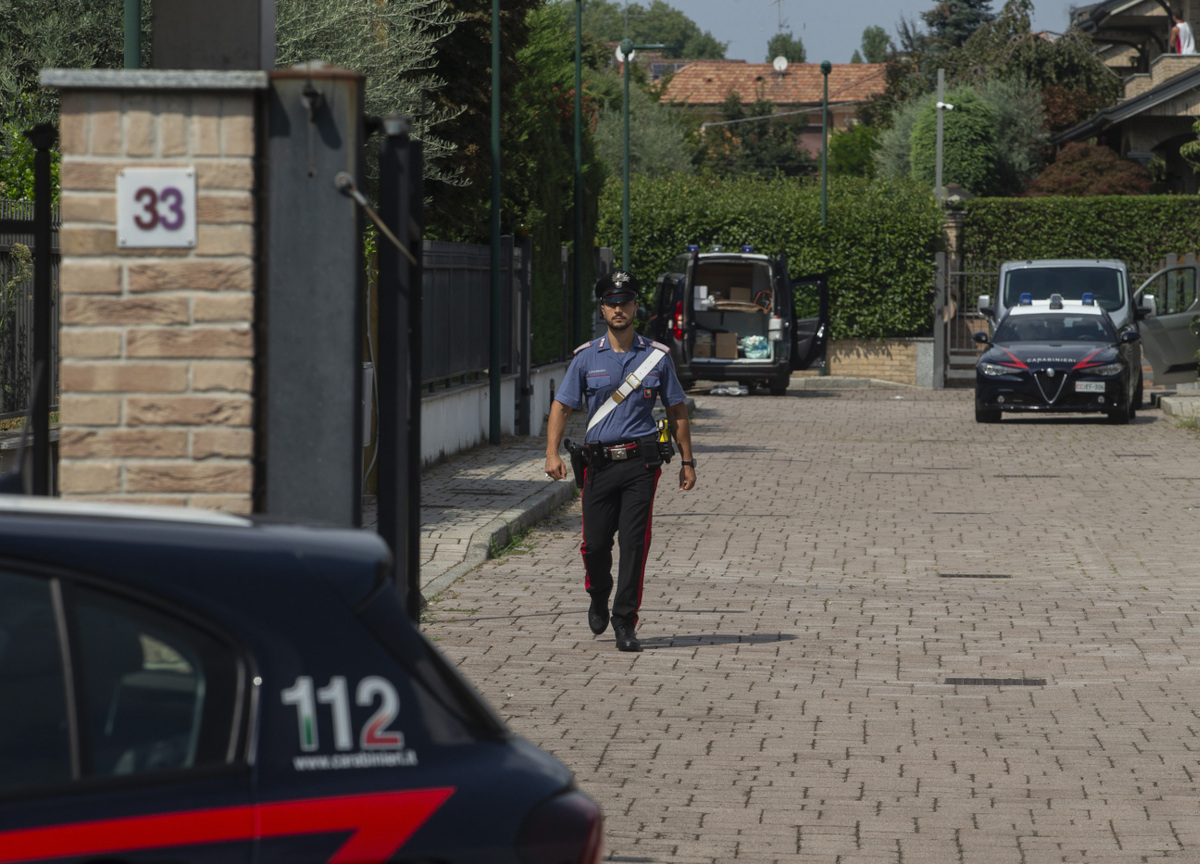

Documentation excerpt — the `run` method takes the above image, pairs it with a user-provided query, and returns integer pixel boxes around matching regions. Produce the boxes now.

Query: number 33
[133,186,186,231]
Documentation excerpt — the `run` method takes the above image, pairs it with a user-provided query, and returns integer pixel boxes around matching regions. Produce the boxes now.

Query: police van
[648,245,829,395]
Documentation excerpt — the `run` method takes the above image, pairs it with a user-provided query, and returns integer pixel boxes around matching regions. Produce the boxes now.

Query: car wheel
[1134,371,1144,409]
[975,404,1001,423]
[1107,401,1131,424]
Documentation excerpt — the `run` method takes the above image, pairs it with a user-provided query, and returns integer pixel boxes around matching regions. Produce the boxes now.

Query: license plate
[1075,381,1105,393]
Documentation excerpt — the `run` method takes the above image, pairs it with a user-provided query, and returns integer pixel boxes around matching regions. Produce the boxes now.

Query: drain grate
[939,573,1011,579]
[944,677,1046,686]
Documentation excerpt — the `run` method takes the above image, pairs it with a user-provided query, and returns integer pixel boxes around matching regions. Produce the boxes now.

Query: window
[0,571,70,791]
[74,587,241,777]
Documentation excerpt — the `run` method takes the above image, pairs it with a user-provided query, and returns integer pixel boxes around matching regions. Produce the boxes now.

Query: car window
[74,586,241,777]
[1004,268,1124,313]
[995,314,1114,344]
[1164,270,1198,315]
[0,570,71,791]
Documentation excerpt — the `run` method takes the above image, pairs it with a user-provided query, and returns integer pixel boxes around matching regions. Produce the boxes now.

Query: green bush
[910,88,999,197]
[597,173,945,339]
[958,196,1200,263]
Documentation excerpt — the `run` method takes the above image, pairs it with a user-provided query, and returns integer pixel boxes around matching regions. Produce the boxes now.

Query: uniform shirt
[556,334,687,444]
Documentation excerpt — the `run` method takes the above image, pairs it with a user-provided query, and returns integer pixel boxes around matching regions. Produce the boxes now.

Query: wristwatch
[681,459,696,469]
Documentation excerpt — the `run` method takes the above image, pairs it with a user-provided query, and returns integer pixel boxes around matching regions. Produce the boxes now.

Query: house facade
[1060,0,1200,192]
[658,60,886,159]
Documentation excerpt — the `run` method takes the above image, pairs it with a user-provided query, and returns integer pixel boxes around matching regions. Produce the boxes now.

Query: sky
[681,0,1081,65]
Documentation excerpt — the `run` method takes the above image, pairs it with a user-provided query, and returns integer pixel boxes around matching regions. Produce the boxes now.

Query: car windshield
[1002,267,1124,313]
[994,313,1116,344]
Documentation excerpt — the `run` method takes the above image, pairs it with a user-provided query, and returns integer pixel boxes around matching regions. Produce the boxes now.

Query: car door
[1134,264,1200,385]
[789,273,831,371]
[0,566,253,864]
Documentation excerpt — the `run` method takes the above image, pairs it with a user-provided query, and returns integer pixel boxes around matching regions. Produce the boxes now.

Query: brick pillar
[42,70,267,512]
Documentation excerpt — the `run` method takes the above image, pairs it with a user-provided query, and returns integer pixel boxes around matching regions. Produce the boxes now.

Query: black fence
[422,238,519,385]
[0,200,60,420]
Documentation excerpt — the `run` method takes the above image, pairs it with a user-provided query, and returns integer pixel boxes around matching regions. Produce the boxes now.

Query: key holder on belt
[585,345,668,435]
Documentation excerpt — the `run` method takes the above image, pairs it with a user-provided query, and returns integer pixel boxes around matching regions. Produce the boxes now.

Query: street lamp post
[934,69,954,205]
[573,0,584,345]
[619,38,664,272]
[820,60,830,227]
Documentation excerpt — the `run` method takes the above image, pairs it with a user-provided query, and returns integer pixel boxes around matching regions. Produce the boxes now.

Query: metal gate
[934,252,997,388]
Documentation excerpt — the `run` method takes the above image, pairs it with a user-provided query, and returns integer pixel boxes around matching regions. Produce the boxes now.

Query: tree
[910,88,999,196]
[861,25,891,63]
[592,70,694,181]
[829,123,880,177]
[276,0,461,194]
[921,0,995,56]
[850,50,864,63]
[952,0,1120,136]
[696,92,813,179]
[766,31,806,63]
[579,0,725,59]
[0,0,141,128]
[1026,142,1152,196]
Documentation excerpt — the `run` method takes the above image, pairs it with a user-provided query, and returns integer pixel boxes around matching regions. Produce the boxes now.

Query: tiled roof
[661,60,888,107]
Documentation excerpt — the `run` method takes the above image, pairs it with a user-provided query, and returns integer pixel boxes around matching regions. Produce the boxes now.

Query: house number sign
[117,167,197,248]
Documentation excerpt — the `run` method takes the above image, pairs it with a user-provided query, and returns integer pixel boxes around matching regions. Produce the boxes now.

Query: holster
[563,439,588,488]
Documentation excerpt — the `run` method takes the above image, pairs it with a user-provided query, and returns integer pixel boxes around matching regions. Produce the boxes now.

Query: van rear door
[1134,263,1200,385]
[789,273,830,371]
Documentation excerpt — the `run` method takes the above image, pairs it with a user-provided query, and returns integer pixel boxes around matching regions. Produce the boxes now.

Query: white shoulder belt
[586,346,668,435]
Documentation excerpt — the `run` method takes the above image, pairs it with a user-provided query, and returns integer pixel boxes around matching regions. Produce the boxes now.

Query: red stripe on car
[0,788,454,864]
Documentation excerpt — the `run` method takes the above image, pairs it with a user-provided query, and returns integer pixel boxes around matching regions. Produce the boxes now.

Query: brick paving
[420,383,1200,864]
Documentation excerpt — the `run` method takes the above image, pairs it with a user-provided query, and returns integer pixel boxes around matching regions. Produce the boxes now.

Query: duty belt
[589,441,640,461]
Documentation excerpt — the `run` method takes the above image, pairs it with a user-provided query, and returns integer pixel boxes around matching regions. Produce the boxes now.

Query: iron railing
[0,199,59,420]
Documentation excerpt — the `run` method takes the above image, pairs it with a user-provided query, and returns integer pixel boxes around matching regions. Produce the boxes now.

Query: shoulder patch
[650,340,670,353]
[573,340,593,355]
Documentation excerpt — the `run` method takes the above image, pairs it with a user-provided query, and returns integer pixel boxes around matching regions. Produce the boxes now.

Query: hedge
[597,174,945,340]
[957,196,1200,263]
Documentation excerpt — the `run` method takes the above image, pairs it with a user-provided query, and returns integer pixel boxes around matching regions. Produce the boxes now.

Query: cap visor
[602,291,637,304]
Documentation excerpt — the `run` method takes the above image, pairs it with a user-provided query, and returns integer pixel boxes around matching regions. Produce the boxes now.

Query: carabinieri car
[0,495,602,864]
[973,292,1141,424]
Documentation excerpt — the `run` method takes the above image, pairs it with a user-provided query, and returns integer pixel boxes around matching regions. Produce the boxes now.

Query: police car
[973,293,1141,424]
[0,495,602,864]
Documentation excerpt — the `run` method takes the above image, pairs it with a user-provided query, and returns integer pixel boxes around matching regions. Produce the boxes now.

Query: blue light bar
[1081,292,1094,305]
[740,244,754,253]
[1019,293,1033,305]
[686,244,699,253]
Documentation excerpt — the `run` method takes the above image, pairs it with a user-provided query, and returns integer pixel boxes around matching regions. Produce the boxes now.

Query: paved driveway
[424,387,1200,863]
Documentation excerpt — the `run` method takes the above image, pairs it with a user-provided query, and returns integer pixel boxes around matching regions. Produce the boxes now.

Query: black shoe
[613,621,642,652]
[588,597,609,635]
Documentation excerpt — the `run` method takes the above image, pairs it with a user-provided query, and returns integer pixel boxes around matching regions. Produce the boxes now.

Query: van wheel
[768,379,788,396]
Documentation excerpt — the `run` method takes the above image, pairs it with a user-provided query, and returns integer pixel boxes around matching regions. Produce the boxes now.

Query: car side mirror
[1120,330,1140,343]
[1137,295,1157,320]
[972,331,990,345]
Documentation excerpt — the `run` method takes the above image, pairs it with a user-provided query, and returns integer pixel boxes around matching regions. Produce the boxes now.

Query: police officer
[545,271,696,652]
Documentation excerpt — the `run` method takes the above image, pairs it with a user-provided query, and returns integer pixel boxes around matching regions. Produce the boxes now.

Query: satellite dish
[772,55,788,73]
[616,45,636,63]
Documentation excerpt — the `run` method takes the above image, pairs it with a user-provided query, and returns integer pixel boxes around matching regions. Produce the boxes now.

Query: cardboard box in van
[729,287,752,303]
[715,332,738,358]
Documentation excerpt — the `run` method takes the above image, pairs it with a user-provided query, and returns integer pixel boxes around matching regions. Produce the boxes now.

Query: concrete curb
[420,478,577,600]
[1160,394,1200,420]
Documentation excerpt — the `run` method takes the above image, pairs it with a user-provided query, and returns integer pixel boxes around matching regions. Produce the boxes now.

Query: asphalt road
[424,386,1200,864]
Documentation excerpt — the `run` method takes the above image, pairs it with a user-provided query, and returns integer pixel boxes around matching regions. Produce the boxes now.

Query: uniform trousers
[580,454,661,629]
